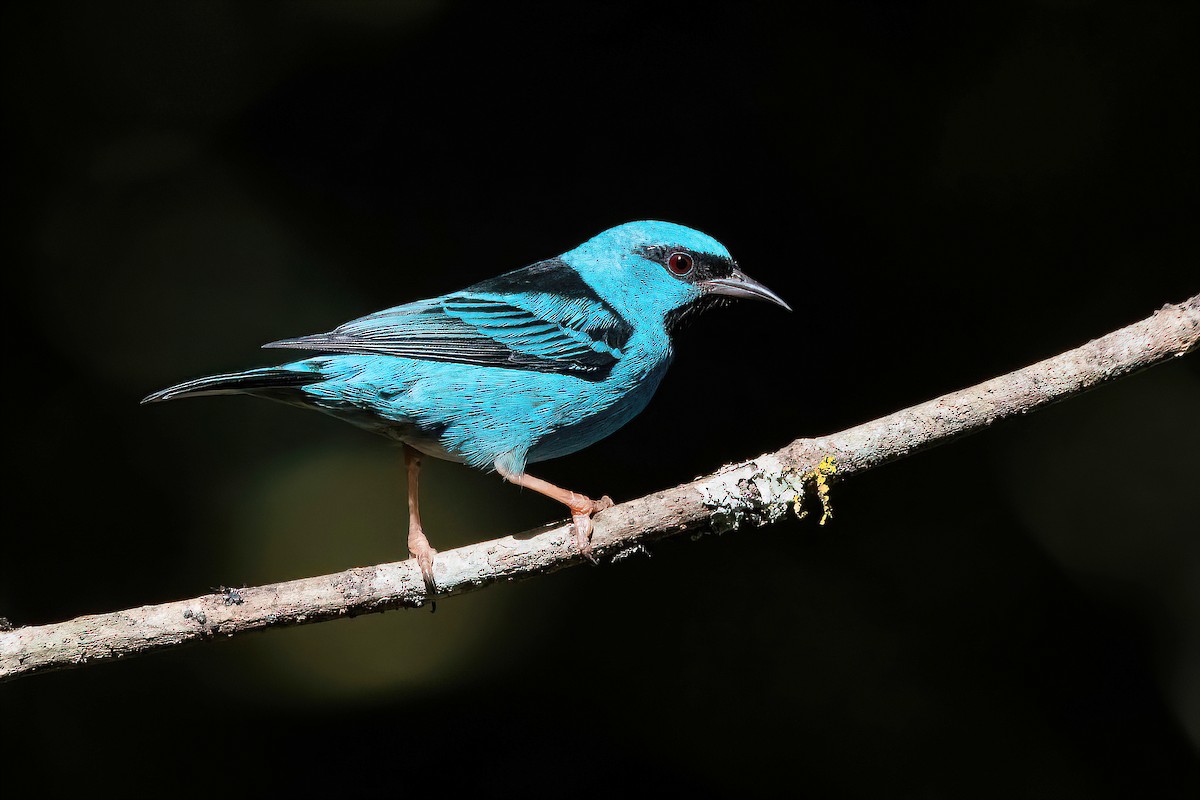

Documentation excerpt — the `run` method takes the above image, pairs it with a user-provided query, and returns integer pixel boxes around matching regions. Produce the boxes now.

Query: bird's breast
[524,341,672,463]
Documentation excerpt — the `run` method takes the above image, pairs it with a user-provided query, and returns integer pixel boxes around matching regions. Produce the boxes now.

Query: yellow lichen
[793,455,837,525]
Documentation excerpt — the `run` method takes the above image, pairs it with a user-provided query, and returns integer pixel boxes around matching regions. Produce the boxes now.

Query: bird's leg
[495,464,613,562]
[404,444,437,592]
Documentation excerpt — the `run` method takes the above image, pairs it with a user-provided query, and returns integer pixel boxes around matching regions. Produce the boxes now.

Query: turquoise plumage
[145,221,789,588]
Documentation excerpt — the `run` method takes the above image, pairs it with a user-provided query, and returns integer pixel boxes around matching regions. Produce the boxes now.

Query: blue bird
[144,221,789,589]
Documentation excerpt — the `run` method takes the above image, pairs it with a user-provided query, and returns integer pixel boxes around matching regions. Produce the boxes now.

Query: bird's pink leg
[495,463,613,561]
[404,444,437,591]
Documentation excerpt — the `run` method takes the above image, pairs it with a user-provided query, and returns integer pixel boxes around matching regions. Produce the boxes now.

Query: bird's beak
[699,270,792,311]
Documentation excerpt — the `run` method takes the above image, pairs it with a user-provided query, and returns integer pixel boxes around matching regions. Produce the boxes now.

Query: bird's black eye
[667,252,694,276]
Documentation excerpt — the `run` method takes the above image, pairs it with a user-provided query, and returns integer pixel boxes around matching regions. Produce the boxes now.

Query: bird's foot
[569,495,614,564]
[410,540,438,594]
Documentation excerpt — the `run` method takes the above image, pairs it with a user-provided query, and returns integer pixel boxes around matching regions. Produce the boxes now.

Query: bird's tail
[141,364,323,404]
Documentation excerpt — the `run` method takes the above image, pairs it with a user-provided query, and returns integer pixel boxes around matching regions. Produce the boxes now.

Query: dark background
[3,1,1197,796]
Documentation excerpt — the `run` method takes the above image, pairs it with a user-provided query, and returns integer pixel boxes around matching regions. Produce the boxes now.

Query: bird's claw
[415,547,438,594]
[569,495,613,564]
[570,513,599,564]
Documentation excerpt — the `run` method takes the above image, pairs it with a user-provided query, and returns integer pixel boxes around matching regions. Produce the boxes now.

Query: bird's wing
[264,259,635,381]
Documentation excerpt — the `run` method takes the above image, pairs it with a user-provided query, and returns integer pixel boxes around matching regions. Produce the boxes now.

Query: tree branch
[3,295,1197,683]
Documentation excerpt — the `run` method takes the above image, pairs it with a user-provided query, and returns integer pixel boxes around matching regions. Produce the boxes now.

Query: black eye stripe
[634,244,735,282]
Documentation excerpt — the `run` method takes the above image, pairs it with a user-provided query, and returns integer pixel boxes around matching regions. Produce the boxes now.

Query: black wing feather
[264,259,633,381]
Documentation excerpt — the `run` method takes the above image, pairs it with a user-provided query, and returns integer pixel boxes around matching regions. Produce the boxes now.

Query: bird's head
[564,221,790,329]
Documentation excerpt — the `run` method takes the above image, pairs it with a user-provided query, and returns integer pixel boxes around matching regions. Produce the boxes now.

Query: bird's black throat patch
[665,294,732,333]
